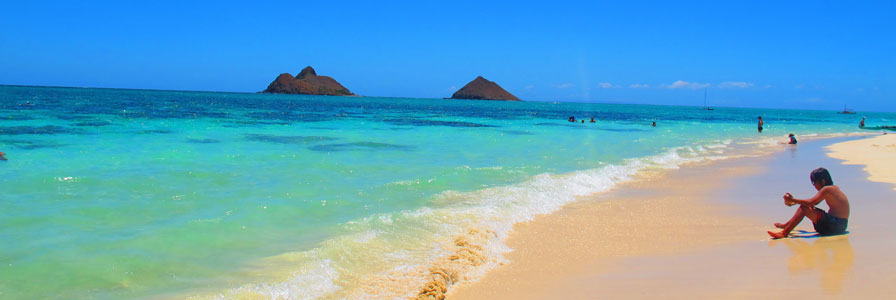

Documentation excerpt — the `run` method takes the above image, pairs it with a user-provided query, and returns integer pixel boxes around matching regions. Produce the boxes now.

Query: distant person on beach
[788,133,797,144]
[590,117,596,123]
[758,116,764,133]
[860,117,865,128]
[581,119,584,123]
[651,121,656,127]
[768,167,850,239]
[568,116,576,122]
[0,152,7,161]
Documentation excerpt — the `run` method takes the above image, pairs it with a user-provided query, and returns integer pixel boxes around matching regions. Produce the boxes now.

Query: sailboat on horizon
[837,104,856,114]
[703,88,714,110]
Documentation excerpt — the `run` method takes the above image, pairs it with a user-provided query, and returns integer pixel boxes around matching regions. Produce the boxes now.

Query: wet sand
[449,136,896,299]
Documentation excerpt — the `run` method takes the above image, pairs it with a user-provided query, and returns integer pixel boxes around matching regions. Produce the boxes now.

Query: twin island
[262,66,520,101]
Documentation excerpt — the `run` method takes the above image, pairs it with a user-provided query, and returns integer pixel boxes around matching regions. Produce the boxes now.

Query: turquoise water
[0,85,889,299]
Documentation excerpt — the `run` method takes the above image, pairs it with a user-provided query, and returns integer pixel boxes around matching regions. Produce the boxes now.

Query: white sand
[827,133,896,190]
[448,137,896,299]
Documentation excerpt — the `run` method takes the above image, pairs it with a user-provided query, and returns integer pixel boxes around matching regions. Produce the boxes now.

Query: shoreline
[447,135,896,299]
[182,134,873,300]
[1,83,890,299]
[827,133,896,190]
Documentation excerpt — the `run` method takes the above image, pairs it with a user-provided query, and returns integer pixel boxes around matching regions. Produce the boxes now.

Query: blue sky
[1,1,894,111]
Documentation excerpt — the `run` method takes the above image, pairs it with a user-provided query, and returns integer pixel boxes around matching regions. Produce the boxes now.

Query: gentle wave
[207,138,740,300]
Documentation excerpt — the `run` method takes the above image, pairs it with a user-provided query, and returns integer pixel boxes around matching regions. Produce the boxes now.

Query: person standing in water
[860,117,865,128]
[757,116,764,133]
[0,152,7,161]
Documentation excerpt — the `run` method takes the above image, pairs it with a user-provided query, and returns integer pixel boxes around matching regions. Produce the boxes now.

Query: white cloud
[525,85,535,90]
[718,81,754,88]
[664,80,710,89]
[554,83,575,89]
[598,82,617,89]
[630,83,649,88]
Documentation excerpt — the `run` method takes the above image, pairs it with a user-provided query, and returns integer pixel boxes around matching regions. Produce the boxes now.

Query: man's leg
[769,206,818,238]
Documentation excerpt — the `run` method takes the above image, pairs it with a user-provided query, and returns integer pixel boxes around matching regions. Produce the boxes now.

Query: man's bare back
[818,185,850,219]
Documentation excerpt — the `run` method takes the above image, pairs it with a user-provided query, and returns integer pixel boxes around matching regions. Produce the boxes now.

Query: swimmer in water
[0,152,7,161]
[758,116,764,133]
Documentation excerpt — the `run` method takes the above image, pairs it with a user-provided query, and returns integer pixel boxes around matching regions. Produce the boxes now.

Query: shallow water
[0,85,888,299]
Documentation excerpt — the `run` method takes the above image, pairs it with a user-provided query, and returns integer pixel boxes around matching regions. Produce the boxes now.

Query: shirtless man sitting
[768,167,850,239]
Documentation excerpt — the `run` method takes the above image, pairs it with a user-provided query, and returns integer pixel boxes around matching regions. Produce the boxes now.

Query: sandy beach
[827,134,896,190]
[448,135,896,299]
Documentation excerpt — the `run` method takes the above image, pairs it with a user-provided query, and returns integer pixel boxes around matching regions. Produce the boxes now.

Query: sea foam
[211,139,737,300]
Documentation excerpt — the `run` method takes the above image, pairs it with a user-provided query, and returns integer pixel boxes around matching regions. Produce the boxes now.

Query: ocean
[0,85,888,299]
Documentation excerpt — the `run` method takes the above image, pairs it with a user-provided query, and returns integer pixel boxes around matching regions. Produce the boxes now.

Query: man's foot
[774,223,787,229]
[768,230,788,239]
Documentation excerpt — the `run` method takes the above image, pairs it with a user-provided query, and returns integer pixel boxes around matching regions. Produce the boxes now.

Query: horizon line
[0,83,891,114]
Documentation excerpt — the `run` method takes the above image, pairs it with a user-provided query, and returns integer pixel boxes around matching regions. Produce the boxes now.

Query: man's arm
[784,188,828,207]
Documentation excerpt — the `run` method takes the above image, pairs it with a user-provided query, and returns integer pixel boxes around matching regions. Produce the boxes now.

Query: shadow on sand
[787,230,850,239]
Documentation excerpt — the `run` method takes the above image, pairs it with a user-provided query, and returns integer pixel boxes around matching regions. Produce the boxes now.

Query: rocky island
[450,76,520,101]
[261,66,354,96]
